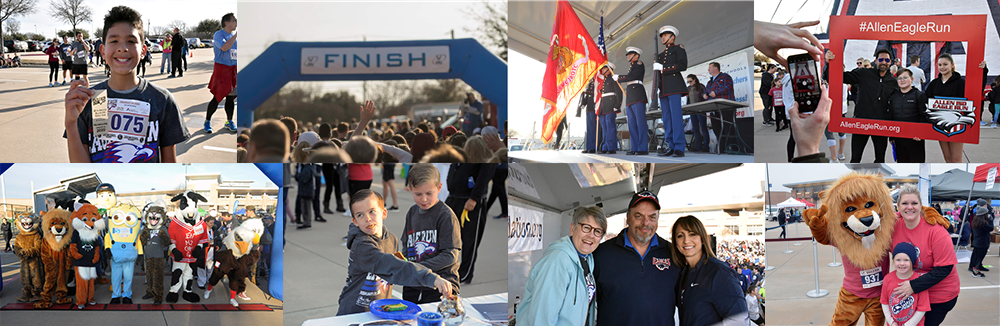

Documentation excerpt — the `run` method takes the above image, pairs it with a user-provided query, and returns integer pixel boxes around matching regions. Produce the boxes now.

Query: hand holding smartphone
[788,53,822,113]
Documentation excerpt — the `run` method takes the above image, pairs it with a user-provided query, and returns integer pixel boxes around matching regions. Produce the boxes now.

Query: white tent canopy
[776,197,807,208]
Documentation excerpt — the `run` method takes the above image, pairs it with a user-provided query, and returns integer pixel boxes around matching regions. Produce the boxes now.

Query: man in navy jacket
[592,191,679,325]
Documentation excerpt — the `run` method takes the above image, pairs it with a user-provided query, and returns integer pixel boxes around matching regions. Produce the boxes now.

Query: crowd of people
[716,238,765,292]
[240,99,507,164]
[755,20,995,163]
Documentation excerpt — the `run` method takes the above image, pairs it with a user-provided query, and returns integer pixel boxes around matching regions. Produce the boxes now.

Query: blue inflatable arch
[237,38,507,135]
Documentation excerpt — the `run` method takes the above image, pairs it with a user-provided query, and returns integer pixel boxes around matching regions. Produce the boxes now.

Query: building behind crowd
[30,173,278,215]
[781,164,918,206]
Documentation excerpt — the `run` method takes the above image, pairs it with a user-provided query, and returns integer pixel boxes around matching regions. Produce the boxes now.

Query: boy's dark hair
[909,55,919,64]
[349,189,385,213]
[337,122,350,135]
[318,123,332,140]
[221,13,236,29]
[103,6,145,42]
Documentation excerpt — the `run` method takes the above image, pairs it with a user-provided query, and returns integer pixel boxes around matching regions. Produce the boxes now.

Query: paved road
[0,48,236,163]
[282,164,508,326]
[752,74,1000,163]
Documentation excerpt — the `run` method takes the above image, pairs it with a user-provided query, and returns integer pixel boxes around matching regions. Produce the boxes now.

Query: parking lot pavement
[0,48,235,162]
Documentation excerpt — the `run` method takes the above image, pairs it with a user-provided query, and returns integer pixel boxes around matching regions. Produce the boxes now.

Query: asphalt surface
[0,48,236,162]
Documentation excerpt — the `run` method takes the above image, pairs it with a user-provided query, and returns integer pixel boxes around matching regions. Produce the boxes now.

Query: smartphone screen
[788,53,821,113]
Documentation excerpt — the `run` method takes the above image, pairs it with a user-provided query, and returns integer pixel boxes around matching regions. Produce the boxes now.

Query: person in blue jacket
[516,206,605,326]
[672,215,749,326]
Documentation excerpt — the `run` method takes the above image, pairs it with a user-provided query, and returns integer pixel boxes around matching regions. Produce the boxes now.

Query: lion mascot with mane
[35,209,76,309]
[13,212,44,302]
[803,172,947,326]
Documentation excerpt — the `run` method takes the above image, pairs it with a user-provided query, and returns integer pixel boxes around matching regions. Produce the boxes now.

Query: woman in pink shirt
[891,184,959,326]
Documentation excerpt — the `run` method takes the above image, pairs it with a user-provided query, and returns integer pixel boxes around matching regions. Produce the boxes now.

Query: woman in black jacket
[887,68,929,162]
[924,54,988,162]
[969,200,994,277]
[672,215,748,326]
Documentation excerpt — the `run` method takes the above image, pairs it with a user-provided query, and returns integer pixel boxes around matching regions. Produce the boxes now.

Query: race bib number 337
[95,98,151,144]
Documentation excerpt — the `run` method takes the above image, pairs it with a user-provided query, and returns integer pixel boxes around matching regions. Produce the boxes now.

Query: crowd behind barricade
[717,238,765,290]
[239,101,508,164]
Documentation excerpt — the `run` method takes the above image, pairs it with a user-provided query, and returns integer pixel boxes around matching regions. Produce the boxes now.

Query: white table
[302,293,508,326]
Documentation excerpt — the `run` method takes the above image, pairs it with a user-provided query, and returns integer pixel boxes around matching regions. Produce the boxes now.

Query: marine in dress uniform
[598,63,623,154]
[655,25,688,157]
[579,79,599,153]
[619,46,649,155]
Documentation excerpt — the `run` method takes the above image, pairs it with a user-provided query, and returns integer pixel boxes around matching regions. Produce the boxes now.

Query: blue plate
[369,298,421,320]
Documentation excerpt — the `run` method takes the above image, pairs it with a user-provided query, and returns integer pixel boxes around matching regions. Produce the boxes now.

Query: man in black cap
[591,190,679,326]
[597,63,623,154]
[826,48,898,163]
[655,25,688,157]
[619,46,649,155]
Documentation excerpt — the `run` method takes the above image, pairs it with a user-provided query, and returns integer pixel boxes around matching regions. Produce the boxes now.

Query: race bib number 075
[95,97,151,144]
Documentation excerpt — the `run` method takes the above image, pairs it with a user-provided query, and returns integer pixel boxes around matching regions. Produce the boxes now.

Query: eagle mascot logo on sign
[803,172,947,326]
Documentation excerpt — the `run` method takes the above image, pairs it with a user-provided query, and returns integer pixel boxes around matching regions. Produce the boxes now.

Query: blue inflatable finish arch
[237,38,507,135]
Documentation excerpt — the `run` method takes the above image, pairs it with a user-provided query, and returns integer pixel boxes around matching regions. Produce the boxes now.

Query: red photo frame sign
[828,15,986,144]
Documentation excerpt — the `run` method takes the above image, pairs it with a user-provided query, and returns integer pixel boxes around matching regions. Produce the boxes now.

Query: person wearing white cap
[655,25,688,157]
[618,46,649,155]
[597,63,623,154]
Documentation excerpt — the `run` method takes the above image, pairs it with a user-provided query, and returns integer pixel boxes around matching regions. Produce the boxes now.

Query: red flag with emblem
[540,0,607,143]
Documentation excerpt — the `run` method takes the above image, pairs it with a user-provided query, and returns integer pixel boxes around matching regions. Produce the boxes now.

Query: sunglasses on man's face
[877,58,891,63]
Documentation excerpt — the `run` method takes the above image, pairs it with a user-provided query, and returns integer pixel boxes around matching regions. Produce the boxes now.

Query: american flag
[594,12,608,111]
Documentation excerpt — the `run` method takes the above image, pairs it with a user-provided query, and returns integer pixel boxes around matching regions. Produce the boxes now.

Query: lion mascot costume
[803,172,947,326]
[167,190,209,303]
[140,199,170,304]
[69,203,106,308]
[13,212,44,302]
[35,209,76,309]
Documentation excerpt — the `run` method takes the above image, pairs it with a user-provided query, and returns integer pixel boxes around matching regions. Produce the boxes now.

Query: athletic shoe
[230,298,239,307]
[838,153,846,161]
[388,206,399,211]
[225,120,237,132]
[323,208,334,214]
[61,81,67,86]
[973,271,985,278]
[238,292,250,301]
[831,159,840,163]
[989,123,998,129]
[49,82,53,87]
[336,207,346,213]
[203,121,213,133]
[203,289,212,299]
[78,304,85,310]
[296,225,311,230]
[979,267,990,272]
[110,297,121,304]
[122,297,133,304]
[343,210,351,217]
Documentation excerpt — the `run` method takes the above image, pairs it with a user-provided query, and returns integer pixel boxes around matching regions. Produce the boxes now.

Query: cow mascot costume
[167,190,209,303]
[140,199,170,304]
[802,172,948,325]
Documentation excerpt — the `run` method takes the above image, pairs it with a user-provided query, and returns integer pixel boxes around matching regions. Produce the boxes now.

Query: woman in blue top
[672,215,749,326]
[516,206,605,326]
[205,13,238,133]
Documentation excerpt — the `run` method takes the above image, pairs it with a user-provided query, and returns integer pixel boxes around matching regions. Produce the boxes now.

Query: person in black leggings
[45,39,61,86]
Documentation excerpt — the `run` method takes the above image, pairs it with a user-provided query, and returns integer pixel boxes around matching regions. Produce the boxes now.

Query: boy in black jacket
[337,189,451,315]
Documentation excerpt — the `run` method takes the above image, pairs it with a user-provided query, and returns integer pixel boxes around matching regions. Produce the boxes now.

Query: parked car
[3,40,29,52]
[145,40,163,53]
[201,39,213,48]
[186,38,202,49]
[26,41,41,52]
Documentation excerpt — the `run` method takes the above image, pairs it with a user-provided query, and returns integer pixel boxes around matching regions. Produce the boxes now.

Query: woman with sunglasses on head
[672,215,749,326]
[516,206,605,326]
[923,54,988,163]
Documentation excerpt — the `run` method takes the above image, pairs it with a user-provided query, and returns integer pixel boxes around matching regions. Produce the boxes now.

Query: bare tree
[168,20,186,33]
[49,0,92,33]
[1,0,37,50]
[5,19,20,35]
[462,1,507,61]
